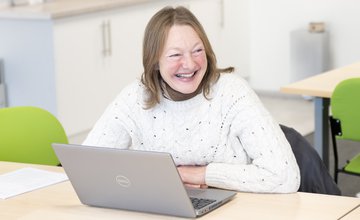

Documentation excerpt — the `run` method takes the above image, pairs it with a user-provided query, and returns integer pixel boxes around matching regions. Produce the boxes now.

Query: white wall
[218,0,250,77]
[247,0,360,91]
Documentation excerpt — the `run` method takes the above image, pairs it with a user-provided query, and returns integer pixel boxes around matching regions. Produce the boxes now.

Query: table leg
[314,97,330,169]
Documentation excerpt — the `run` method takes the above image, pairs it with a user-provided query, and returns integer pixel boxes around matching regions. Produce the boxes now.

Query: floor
[258,93,314,136]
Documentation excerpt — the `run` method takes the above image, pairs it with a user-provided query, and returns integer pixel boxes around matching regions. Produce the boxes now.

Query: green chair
[329,78,360,183]
[0,106,68,166]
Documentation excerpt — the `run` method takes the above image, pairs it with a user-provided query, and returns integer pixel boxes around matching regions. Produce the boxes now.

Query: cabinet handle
[102,21,108,56]
[101,20,112,57]
[106,20,112,56]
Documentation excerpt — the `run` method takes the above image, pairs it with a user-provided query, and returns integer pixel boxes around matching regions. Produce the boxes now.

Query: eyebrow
[166,42,204,52]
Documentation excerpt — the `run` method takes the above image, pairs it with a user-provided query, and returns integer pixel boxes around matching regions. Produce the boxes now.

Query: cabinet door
[104,5,155,98]
[53,6,160,137]
[53,14,111,136]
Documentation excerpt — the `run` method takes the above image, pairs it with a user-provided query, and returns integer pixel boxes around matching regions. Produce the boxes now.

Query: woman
[83,6,300,193]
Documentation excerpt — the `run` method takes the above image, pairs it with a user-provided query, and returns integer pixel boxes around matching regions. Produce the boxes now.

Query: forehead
[163,25,203,49]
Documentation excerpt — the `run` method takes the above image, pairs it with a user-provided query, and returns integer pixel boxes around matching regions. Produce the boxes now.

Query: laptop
[52,143,236,218]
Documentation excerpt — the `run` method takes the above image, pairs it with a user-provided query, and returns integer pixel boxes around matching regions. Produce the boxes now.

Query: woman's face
[159,25,207,95]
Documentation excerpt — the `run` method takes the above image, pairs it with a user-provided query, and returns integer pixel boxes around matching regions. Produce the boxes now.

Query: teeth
[175,72,195,78]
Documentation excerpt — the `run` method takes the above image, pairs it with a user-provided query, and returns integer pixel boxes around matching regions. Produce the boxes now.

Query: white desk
[1,161,359,220]
[281,62,360,168]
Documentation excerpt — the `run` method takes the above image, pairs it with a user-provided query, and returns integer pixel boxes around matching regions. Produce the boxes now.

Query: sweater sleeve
[205,77,300,193]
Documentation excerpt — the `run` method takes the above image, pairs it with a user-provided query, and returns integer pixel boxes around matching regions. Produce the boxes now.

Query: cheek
[195,54,207,68]
[160,62,181,76]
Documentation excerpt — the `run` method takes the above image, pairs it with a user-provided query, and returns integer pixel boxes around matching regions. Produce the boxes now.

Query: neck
[164,82,201,101]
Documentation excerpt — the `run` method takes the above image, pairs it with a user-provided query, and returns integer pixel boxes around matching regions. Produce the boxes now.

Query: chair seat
[344,153,360,174]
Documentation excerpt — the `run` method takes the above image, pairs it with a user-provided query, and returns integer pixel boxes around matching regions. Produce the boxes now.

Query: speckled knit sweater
[83,73,300,193]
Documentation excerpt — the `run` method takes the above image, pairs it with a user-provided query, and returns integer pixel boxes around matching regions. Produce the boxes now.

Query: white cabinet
[53,8,150,136]
[0,5,156,137]
[53,15,106,136]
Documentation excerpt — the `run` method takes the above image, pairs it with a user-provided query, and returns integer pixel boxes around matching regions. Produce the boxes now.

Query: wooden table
[281,62,360,168]
[1,161,359,220]
[342,205,360,220]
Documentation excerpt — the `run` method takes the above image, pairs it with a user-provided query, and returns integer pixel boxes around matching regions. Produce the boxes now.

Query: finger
[184,183,201,188]
[200,184,208,189]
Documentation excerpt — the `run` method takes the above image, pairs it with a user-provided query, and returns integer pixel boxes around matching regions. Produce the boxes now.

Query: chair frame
[330,116,360,183]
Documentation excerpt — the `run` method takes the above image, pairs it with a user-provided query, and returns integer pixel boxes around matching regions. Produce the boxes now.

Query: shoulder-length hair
[141,6,233,108]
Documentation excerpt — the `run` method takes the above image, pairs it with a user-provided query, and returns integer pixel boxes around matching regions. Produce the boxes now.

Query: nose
[182,54,196,69]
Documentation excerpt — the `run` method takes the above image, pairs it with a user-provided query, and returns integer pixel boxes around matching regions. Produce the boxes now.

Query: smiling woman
[82,6,301,194]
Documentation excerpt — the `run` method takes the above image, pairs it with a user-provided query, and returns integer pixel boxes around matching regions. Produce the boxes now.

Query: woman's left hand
[177,165,208,188]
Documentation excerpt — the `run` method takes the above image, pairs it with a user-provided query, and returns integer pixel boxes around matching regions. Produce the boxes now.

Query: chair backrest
[331,78,360,141]
[280,124,341,195]
[0,106,68,165]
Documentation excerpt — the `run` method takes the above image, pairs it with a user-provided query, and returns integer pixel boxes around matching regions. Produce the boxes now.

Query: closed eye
[169,53,181,58]
[193,48,204,56]
[167,53,182,61]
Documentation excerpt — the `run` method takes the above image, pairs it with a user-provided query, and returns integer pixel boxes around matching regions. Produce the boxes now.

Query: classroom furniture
[0,106,68,165]
[280,62,360,169]
[329,78,360,183]
[0,161,359,220]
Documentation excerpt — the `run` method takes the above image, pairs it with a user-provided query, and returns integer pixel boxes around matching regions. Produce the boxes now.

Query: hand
[177,165,208,188]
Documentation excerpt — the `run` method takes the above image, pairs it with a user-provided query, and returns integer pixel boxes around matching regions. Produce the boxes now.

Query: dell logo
[115,175,131,187]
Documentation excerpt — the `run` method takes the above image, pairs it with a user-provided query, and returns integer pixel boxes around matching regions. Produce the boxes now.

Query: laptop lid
[52,143,236,218]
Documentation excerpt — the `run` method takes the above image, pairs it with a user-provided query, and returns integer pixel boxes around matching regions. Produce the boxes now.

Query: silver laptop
[52,143,236,218]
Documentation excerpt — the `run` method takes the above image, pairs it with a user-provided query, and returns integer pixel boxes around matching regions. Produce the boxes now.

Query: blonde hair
[141,6,234,108]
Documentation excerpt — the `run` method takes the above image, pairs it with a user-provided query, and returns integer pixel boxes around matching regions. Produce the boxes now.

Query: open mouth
[175,71,197,78]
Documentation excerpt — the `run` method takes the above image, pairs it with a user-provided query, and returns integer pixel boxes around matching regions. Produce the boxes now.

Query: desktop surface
[1,161,359,220]
[281,61,360,98]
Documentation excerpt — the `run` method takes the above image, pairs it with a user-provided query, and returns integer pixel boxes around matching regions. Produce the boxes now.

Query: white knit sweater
[83,74,300,193]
